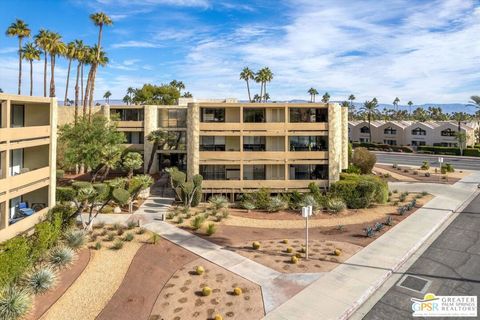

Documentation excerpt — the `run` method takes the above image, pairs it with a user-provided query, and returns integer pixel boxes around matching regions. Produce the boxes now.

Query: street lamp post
[302,205,313,260]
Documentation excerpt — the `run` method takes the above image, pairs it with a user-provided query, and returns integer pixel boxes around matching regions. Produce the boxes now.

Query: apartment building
[58,100,348,195]
[0,94,57,242]
[349,120,477,147]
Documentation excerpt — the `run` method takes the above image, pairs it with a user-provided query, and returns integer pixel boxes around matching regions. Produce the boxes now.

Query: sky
[0,0,479,105]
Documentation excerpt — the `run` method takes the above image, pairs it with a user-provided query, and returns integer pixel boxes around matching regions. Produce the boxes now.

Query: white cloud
[95,0,209,8]
[0,47,18,55]
[111,41,163,49]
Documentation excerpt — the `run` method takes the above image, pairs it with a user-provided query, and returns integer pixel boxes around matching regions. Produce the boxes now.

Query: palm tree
[122,95,131,105]
[264,92,270,102]
[469,96,480,121]
[360,99,379,142]
[21,43,40,96]
[63,41,76,105]
[146,130,170,174]
[6,19,31,95]
[169,80,185,94]
[308,88,318,102]
[103,90,112,103]
[263,67,273,102]
[253,94,261,102]
[74,40,86,122]
[88,12,113,108]
[254,69,265,103]
[34,29,50,97]
[407,100,414,114]
[240,67,254,102]
[393,97,400,111]
[86,46,108,119]
[322,92,330,103]
[183,91,193,98]
[45,32,66,97]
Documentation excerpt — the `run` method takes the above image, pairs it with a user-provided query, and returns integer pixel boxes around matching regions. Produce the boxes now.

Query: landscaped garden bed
[374,163,468,184]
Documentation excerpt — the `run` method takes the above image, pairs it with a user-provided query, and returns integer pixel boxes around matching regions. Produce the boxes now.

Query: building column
[187,103,199,180]
[328,103,342,185]
[49,98,58,207]
[144,106,158,174]
[341,105,349,170]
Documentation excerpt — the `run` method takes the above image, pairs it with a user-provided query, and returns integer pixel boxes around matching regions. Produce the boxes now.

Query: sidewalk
[264,172,480,320]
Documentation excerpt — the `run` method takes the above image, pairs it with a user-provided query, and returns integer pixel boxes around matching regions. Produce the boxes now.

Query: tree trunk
[83,65,93,118]
[43,50,47,97]
[368,113,372,142]
[263,82,267,102]
[74,62,80,124]
[64,58,72,105]
[29,60,33,96]
[147,141,159,174]
[259,81,263,103]
[49,54,56,97]
[88,63,97,110]
[17,38,22,95]
[80,63,84,110]
[246,80,251,102]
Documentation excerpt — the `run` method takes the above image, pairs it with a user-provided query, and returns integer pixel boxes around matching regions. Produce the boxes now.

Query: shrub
[177,216,184,224]
[373,222,384,232]
[445,163,454,173]
[112,188,130,206]
[191,215,205,231]
[99,229,107,236]
[417,146,461,155]
[326,197,346,213]
[64,230,85,249]
[196,266,205,275]
[49,247,75,269]
[124,233,134,242]
[440,166,447,174]
[0,286,32,320]
[282,239,288,244]
[384,216,393,226]
[421,191,428,196]
[267,196,287,212]
[399,193,407,202]
[117,228,125,236]
[112,239,124,250]
[364,227,375,238]
[291,256,299,264]
[352,147,376,174]
[27,266,57,294]
[105,232,116,241]
[343,164,362,174]
[241,201,256,212]
[425,172,431,177]
[397,206,407,216]
[252,241,260,250]
[333,249,342,256]
[202,286,212,296]
[392,189,398,194]
[253,188,272,210]
[420,161,430,170]
[221,210,229,219]
[94,242,102,250]
[56,187,76,203]
[206,223,216,236]
[136,227,146,235]
[209,195,229,211]
[464,148,480,157]
[299,194,320,212]
[94,222,105,229]
[330,174,388,209]
[31,216,62,259]
[286,247,293,253]
[233,287,243,295]
[413,170,418,175]
[150,233,160,244]
[100,205,114,214]
[214,314,223,320]
[127,221,137,230]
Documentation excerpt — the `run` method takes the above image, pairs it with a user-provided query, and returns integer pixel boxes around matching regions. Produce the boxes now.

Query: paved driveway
[364,192,480,319]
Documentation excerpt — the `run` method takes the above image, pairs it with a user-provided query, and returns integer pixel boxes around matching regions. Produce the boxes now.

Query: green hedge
[417,146,461,155]
[464,149,480,157]
[352,142,413,153]
[330,174,388,209]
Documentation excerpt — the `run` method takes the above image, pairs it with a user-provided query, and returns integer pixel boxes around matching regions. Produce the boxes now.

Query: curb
[340,189,479,320]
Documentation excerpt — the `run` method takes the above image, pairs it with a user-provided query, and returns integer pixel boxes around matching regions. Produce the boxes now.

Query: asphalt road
[374,152,480,171]
[364,192,480,319]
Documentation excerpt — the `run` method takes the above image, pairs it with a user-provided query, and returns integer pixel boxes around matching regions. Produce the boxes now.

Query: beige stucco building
[0,94,57,242]
[58,99,348,195]
[349,120,477,147]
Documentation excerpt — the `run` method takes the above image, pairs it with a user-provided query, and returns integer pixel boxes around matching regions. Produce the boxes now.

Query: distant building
[0,94,57,242]
[349,120,478,147]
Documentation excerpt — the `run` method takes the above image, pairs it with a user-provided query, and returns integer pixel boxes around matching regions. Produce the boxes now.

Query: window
[411,140,426,146]
[125,132,144,144]
[200,165,240,180]
[160,132,186,150]
[200,136,226,151]
[383,139,397,146]
[243,136,266,151]
[201,108,225,122]
[11,104,24,127]
[111,109,144,121]
[289,136,328,151]
[433,142,457,147]
[360,126,370,133]
[243,165,266,180]
[289,108,328,122]
[411,127,426,136]
[243,108,265,123]
[384,127,397,135]
[359,138,370,143]
[441,128,456,137]
[158,109,186,128]
[289,164,328,180]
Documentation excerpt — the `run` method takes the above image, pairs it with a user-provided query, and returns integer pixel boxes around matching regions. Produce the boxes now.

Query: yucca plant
[191,215,205,231]
[50,246,75,269]
[27,266,57,294]
[111,239,124,250]
[0,286,32,320]
[64,229,85,249]
[209,195,229,211]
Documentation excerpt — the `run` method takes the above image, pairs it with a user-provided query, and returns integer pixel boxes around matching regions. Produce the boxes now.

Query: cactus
[286,247,293,253]
[291,255,299,264]
[206,223,216,236]
[364,226,375,237]
[233,287,243,296]
[282,239,288,244]
[202,286,212,296]
[214,315,223,320]
[384,216,393,226]
[333,249,342,256]
[252,241,260,250]
[397,206,407,215]
[196,266,205,275]
[374,222,384,232]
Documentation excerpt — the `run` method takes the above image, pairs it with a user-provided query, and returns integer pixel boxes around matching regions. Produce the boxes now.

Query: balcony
[202,179,328,190]
[200,122,242,131]
[9,167,50,192]
[1,126,50,142]
[115,120,144,129]
[287,122,328,131]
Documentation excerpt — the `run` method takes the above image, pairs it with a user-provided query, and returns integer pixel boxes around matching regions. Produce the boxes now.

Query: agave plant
[208,195,229,211]
[50,246,75,268]
[65,229,86,249]
[27,266,57,294]
[0,286,32,320]
[267,196,287,213]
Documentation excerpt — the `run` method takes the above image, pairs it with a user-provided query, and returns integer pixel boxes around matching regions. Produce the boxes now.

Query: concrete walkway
[264,171,480,320]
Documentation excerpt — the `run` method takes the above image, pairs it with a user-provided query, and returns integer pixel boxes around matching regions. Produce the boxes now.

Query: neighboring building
[58,100,348,196]
[0,94,57,242]
[349,120,477,147]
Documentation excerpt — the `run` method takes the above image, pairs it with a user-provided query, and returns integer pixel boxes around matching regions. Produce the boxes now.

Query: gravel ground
[41,231,149,320]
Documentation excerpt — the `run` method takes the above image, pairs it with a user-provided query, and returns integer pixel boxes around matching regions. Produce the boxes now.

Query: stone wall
[187,103,200,179]
[341,106,349,170]
[328,103,342,184]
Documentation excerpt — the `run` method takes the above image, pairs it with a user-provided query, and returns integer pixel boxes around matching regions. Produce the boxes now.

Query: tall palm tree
[6,19,31,95]
[63,41,76,105]
[254,69,266,103]
[360,99,379,142]
[469,96,480,123]
[88,12,113,108]
[86,46,108,119]
[348,94,355,106]
[21,43,40,96]
[34,29,50,97]
[122,95,131,105]
[74,40,86,123]
[45,32,66,97]
[322,92,330,103]
[307,88,318,102]
[407,100,414,114]
[262,67,273,102]
[240,67,254,102]
[103,90,112,103]
[393,97,400,111]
